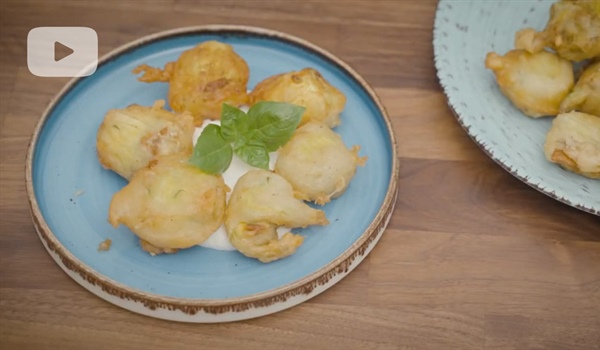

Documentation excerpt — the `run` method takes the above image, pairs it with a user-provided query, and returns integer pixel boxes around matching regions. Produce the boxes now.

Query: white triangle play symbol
[54,41,74,62]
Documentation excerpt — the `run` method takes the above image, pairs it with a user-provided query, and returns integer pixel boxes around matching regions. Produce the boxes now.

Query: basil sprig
[188,124,232,174]
[189,102,304,174]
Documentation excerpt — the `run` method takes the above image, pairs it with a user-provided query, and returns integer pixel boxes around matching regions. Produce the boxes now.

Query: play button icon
[27,27,98,77]
[54,41,74,62]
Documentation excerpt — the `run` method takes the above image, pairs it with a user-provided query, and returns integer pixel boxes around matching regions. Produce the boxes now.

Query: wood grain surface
[1,0,599,349]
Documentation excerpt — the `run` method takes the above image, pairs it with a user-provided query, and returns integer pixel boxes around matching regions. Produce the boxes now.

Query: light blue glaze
[32,32,393,299]
[434,0,600,215]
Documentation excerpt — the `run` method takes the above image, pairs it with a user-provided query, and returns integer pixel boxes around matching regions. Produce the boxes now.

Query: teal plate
[434,0,599,215]
[25,26,399,322]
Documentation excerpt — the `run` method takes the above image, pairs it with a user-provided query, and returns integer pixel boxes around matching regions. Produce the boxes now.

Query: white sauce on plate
[193,112,289,251]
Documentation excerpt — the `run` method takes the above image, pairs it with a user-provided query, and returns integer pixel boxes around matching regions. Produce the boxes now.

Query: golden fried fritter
[133,41,250,125]
[96,100,195,179]
[560,61,600,116]
[275,122,366,205]
[249,68,346,128]
[109,154,228,253]
[544,111,600,178]
[514,0,600,62]
[225,169,329,263]
[485,49,574,117]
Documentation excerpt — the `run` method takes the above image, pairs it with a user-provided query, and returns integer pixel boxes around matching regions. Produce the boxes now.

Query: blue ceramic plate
[26,26,398,322]
[434,0,599,215]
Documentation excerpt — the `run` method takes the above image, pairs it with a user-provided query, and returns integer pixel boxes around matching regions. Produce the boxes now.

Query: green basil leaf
[188,124,232,174]
[247,101,305,152]
[220,103,249,143]
[233,138,270,170]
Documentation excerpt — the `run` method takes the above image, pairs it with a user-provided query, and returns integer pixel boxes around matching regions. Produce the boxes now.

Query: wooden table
[1,1,599,349]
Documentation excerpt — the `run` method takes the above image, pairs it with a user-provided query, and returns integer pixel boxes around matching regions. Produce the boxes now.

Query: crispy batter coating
[544,111,600,178]
[249,68,346,128]
[96,100,195,180]
[514,0,600,62]
[275,122,366,205]
[108,154,228,253]
[225,169,329,263]
[560,61,600,116]
[485,49,574,117]
[132,41,250,125]
[139,239,178,256]
[97,239,112,252]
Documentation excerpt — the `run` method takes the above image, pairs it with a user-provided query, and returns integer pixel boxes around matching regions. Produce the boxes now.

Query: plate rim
[25,25,400,316]
[432,0,599,216]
